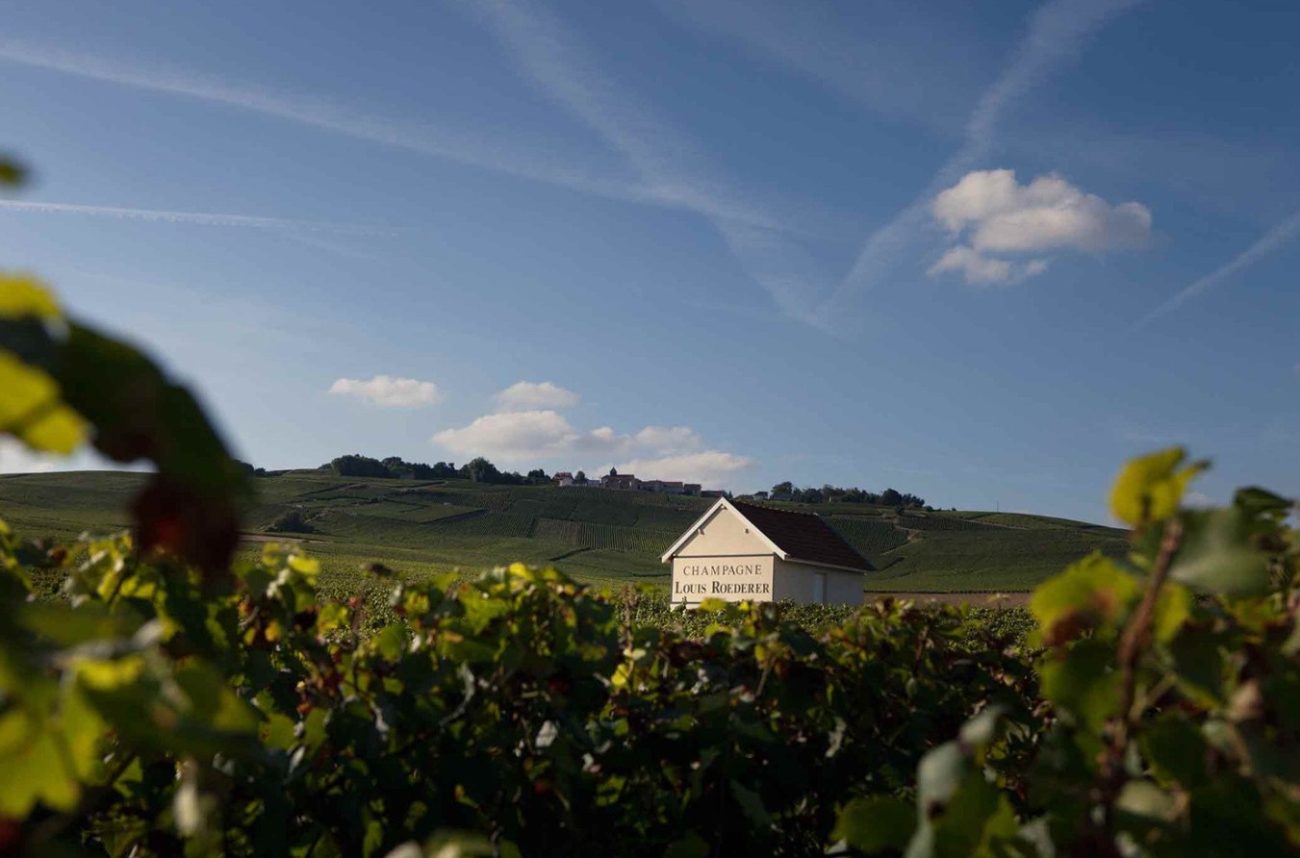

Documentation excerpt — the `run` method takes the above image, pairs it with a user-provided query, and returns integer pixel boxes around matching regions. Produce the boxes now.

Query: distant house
[600,472,640,490]
[661,498,872,607]
[557,470,713,495]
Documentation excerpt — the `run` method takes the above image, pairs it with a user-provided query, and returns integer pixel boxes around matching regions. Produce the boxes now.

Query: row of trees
[326,454,552,485]
[767,481,927,508]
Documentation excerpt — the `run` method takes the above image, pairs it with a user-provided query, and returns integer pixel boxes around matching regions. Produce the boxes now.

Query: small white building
[661,498,872,607]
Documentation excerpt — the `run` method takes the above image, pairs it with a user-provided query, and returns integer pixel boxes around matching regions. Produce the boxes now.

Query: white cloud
[329,375,443,408]
[0,438,59,474]
[615,451,754,487]
[632,425,702,453]
[432,408,707,463]
[933,169,1151,253]
[0,437,152,475]
[927,246,1048,286]
[927,170,1150,284]
[494,380,580,412]
[433,410,585,459]
[431,387,742,483]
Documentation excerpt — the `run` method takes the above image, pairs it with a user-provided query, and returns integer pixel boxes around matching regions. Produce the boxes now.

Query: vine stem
[1084,517,1183,854]
[1114,519,1183,747]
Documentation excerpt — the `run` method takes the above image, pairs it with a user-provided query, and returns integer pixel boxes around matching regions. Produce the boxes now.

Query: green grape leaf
[1141,713,1209,788]
[1039,639,1120,733]
[1152,582,1193,644]
[1030,553,1140,645]
[0,157,25,186]
[1110,447,1205,526]
[0,350,86,453]
[375,623,407,661]
[1171,509,1268,596]
[663,832,711,858]
[0,274,61,319]
[0,711,81,815]
[19,600,142,645]
[729,779,773,830]
[1232,486,1293,517]
[833,795,916,852]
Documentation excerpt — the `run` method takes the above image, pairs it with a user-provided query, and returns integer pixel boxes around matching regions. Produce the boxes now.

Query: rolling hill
[0,469,1130,593]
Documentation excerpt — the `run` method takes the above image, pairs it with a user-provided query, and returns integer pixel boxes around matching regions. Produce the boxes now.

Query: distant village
[551,468,725,498]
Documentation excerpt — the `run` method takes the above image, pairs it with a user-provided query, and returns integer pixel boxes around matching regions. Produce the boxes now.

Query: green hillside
[0,470,1129,592]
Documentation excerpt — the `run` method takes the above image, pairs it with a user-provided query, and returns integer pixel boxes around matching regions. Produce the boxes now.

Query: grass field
[0,469,1129,594]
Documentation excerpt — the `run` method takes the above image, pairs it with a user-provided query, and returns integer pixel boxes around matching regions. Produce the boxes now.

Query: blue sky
[1,0,1298,523]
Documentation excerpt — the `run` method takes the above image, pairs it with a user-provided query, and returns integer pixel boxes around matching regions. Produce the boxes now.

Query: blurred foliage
[0,278,247,573]
[839,448,1300,857]
[0,155,26,187]
[0,526,1039,856]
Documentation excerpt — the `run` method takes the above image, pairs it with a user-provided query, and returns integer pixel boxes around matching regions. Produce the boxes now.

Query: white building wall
[670,505,772,557]
[772,559,864,605]
[669,505,777,606]
[671,555,775,606]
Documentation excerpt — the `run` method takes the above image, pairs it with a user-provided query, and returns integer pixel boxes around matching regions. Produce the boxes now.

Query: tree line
[766,481,927,509]
[326,453,551,485]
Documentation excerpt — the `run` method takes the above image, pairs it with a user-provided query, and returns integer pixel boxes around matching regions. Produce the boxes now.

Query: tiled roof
[730,500,873,572]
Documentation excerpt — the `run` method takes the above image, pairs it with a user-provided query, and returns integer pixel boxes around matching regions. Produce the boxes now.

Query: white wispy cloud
[0,437,60,474]
[432,408,704,462]
[494,380,580,412]
[434,410,589,459]
[0,436,150,475]
[829,0,1145,309]
[462,0,833,326]
[0,37,790,233]
[615,451,753,486]
[0,39,631,200]
[926,169,1150,284]
[927,246,1049,286]
[1138,207,1300,326]
[960,0,1145,161]
[0,199,388,233]
[431,380,748,484]
[655,0,985,133]
[329,375,444,408]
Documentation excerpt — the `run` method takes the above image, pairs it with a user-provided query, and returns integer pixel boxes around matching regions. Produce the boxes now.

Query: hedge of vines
[3,281,1300,857]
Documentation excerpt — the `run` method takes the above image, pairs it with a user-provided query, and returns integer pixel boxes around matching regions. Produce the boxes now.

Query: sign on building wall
[671,554,775,605]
